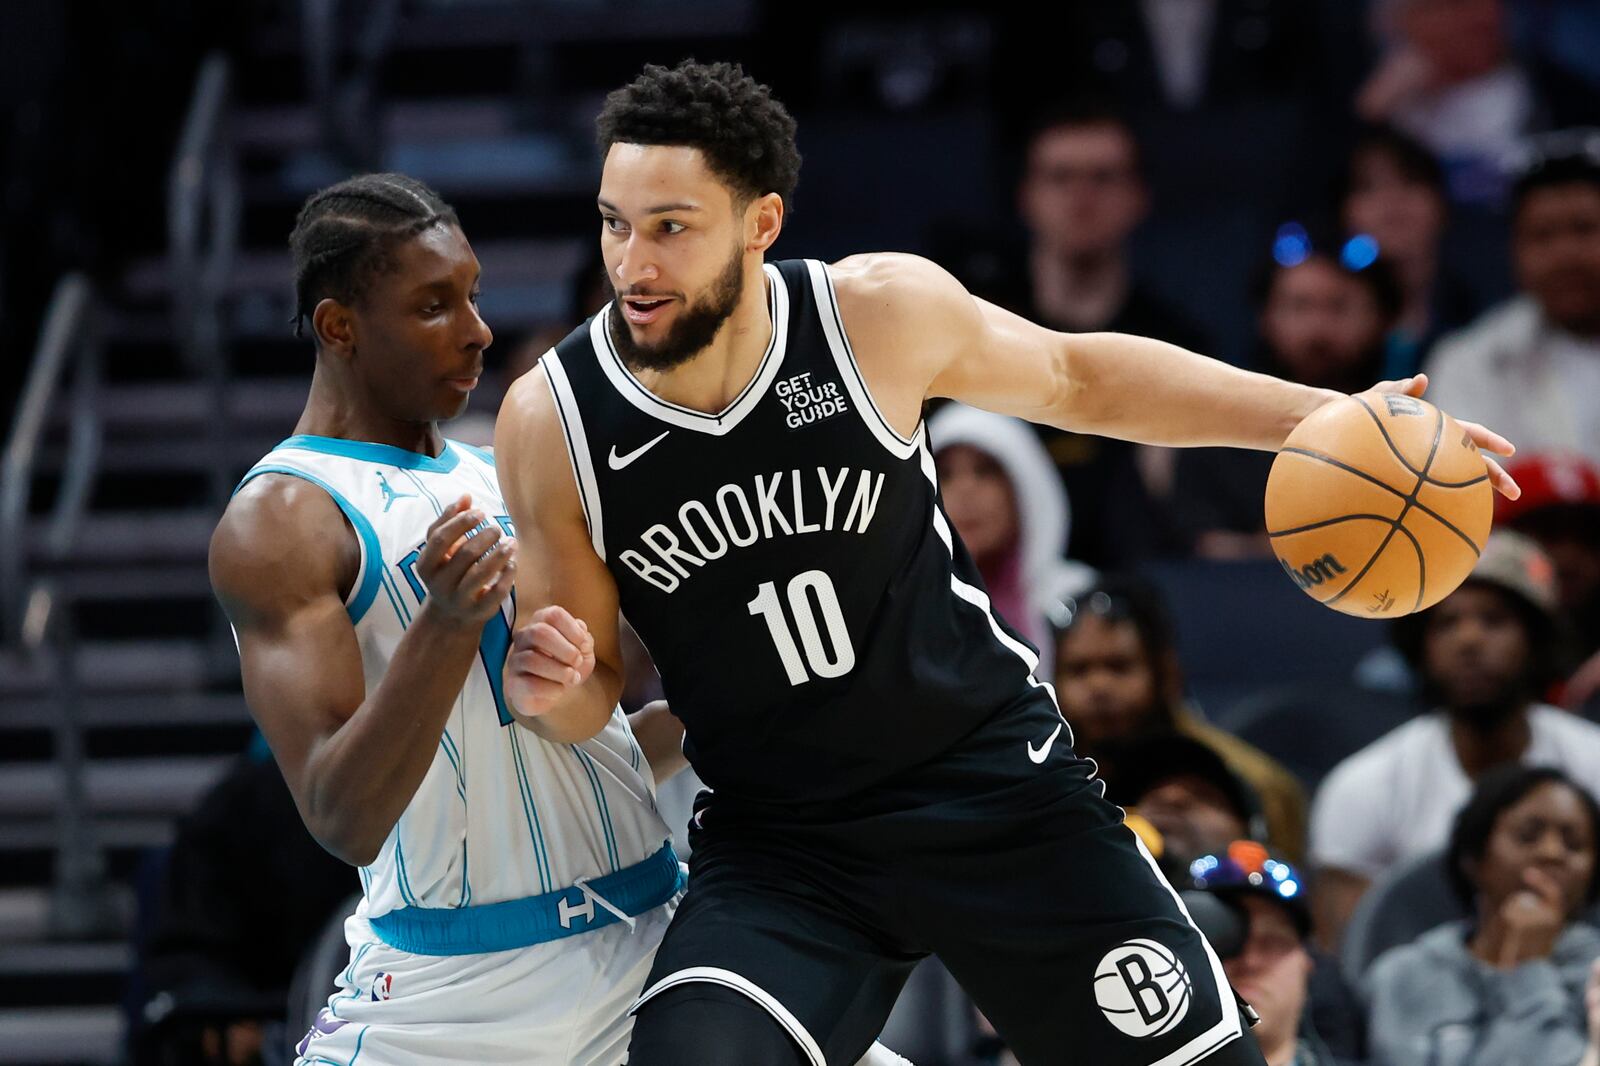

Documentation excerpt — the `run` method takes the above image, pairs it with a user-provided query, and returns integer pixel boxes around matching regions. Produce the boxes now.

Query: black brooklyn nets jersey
[542,259,1062,804]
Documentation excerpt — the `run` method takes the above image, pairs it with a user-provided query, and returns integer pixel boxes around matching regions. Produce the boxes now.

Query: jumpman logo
[377,472,417,512]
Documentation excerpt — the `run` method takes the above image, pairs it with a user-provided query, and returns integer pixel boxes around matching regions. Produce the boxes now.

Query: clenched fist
[506,604,596,716]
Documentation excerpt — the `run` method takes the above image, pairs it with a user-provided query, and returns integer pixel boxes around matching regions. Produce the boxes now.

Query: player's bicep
[495,371,623,677]
[209,487,368,800]
[929,296,1079,425]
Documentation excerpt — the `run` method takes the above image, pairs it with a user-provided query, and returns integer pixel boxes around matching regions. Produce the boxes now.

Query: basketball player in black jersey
[494,62,1521,1066]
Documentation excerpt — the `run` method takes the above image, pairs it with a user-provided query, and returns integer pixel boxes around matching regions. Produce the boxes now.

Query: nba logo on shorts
[370,972,393,1002]
[1093,939,1192,1039]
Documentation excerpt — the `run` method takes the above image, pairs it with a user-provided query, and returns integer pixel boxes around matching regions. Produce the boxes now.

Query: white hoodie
[928,404,1096,674]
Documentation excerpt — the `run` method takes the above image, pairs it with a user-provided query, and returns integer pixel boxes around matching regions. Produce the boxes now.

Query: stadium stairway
[1,5,756,1063]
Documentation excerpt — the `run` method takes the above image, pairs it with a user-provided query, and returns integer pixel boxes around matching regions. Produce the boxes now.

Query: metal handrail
[0,273,112,936]
[1,274,100,649]
[303,0,401,167]
[169,51,240,509]
[168,51,239,378]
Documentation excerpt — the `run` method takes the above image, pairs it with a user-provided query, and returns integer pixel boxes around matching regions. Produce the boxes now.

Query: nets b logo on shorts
[1093,939,1192,1039]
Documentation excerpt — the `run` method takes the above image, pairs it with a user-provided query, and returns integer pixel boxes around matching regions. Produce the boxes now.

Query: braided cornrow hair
[289,173,460,339]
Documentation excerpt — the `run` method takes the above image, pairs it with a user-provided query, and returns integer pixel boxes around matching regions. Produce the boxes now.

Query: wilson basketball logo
[1093,939,1192,1039]
[1280,552,1347,589]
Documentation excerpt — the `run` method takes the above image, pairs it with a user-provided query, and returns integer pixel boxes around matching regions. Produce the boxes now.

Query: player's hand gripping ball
[1266,388,1498,617]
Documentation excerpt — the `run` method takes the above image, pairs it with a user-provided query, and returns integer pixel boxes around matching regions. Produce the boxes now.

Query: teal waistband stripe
[366,843,683,956]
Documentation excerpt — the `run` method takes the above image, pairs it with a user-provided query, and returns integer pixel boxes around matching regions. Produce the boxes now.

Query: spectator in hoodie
[929,404,1094,673]
[1366,764,1600,1066]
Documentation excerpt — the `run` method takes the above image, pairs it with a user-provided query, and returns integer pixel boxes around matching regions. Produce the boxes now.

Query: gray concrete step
[0,640,215,696]
[0,1006,120,1064]
[0,691,247,732]
[0,756,232,818]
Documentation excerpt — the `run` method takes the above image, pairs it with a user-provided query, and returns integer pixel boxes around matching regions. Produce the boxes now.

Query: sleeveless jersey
[237,435,669,918]
[541,259,1061,805]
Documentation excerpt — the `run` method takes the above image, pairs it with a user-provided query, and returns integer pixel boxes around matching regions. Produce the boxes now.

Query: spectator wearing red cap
[1427,144,1600,463]
[1499,452,1600,713]
[1310,531,1600,950]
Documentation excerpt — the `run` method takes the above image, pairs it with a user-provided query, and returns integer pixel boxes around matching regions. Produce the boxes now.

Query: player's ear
[312,298,357,360]
[745,192,783,255]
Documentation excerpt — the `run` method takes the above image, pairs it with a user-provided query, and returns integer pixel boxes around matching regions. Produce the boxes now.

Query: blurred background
[2,1,1599,1064]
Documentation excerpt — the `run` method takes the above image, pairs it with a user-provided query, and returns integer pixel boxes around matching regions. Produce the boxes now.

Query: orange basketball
[1264,394,1494,618]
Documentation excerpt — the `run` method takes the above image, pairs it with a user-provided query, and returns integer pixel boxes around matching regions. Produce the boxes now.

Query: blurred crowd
[111,1,1600,1064]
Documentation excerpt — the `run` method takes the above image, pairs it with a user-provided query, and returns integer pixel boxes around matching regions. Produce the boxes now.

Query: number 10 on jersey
[746,570,856,686]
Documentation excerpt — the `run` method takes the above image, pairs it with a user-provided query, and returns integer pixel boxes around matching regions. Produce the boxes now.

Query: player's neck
[630,269,774,414]
[294,365,446,457]
[1030,246,1128,330]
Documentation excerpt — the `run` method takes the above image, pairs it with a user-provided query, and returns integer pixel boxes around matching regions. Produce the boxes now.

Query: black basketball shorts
[628,698,1265,1066]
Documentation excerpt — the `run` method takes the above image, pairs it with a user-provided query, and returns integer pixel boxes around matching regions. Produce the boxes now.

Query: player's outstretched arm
[210,481,515,866]
[495,368,625,743]
[830,253,1518,498]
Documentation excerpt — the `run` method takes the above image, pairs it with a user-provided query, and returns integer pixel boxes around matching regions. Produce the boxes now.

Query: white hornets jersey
[238,434,670,917]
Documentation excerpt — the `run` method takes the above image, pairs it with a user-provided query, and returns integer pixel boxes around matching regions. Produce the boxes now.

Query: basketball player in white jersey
[211,173,912,1066]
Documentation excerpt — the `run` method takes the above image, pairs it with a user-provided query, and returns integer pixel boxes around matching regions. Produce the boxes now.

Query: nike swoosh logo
[1027,722,1063,765]
[607,430,670,471]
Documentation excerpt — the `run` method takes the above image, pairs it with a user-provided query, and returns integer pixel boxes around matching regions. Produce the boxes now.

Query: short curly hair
[596,60,801,209]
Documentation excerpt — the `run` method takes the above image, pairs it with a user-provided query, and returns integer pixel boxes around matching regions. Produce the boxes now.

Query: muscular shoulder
[494,363,585,525]
[826,253,981,415]
[828,252,979,343]
[209,474,357,626]
[495,364,562,482]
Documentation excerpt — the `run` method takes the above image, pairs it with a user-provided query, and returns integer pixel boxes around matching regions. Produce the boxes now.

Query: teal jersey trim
[276,434,461,474]
[452,440,495,467]
[235,464,385,625]
[367,843,682,955]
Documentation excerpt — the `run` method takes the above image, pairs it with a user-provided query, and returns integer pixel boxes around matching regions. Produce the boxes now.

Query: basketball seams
[1279,447,1408,500]
[1267,513,1400,538]
[1354,393,1491,489]
[1392,521,1427,614]
[1408,406,1445,609]
[1425,473,1490,488]
[1325,523,1401,608]
[1354,395,1425,476]
[1328,406,1442,610]
[1279,447,1482,558]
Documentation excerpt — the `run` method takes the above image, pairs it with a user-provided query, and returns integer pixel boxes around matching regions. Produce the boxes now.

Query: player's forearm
[507,662,621,744]
[303,604,483,865]
[1055,332,1339,450]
